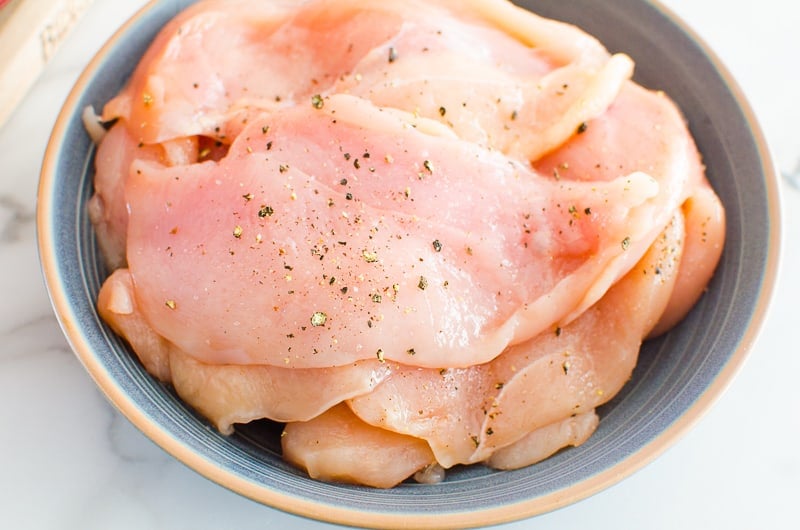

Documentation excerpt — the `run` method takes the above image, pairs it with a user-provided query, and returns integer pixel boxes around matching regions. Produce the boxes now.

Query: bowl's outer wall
[39,0,778,527]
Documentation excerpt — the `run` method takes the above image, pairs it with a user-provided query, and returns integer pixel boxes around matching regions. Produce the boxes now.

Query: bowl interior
[38,0,779,527]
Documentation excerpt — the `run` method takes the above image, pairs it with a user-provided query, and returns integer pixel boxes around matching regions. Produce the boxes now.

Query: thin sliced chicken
[102,0,613,149]
[333,0,631,160]
[649,183,726,337]
[486,411,599,470]
[122,87,684,369]
[282,403,436,488]
[348,212,684,468]
[88,0,727,488]
[104,0,576,147]
[97,268,393,433]
[87,121,163,269]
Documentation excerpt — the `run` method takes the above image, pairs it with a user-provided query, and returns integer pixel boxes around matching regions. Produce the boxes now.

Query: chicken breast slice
[281,403,436,488]
[97,268,393,433]
[348,212,684,467]
[121,90,680,369]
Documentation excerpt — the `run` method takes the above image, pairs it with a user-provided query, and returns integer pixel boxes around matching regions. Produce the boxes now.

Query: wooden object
[0,0,94,127]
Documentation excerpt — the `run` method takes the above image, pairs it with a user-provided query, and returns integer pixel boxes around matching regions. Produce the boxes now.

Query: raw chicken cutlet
[90,0,725,487]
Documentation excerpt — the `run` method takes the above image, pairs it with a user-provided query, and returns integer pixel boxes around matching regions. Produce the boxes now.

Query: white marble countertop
[1,1,798,528]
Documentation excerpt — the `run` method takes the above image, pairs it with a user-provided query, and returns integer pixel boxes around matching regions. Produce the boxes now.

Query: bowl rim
[36,0,782,528]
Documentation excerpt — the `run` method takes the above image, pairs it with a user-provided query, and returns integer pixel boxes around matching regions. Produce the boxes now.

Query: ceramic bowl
[37,0,780,528]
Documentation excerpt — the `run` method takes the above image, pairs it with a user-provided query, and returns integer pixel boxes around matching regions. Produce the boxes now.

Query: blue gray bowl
[37,0,780,528]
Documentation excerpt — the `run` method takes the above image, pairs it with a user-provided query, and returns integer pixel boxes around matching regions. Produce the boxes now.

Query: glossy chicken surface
[91,0,725,487]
